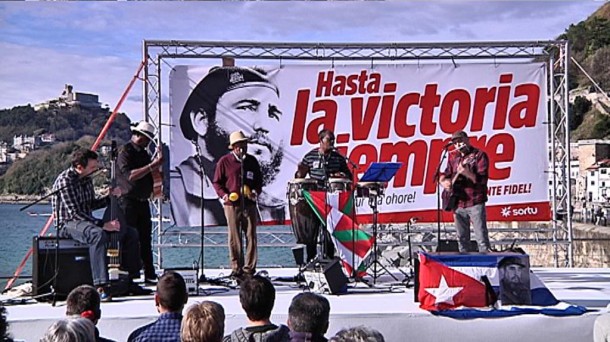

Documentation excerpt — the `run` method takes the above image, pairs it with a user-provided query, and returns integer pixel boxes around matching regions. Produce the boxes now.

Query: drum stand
[367,193,399,284]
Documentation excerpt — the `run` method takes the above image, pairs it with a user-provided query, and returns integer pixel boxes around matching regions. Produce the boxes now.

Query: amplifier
[165,268,199,295]
[32,236,93,299]
[303,258,347,295]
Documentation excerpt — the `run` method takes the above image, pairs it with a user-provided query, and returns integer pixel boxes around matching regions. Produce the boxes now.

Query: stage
[3,267,609,342]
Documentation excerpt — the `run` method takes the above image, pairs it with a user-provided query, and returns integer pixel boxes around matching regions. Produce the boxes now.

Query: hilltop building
[34,84,101,110]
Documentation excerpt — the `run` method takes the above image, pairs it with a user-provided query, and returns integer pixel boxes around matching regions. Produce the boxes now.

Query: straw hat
[131,121,156,141]
[228,131,249,149]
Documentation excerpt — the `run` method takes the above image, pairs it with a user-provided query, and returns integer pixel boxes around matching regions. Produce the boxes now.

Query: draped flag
[418,252,586,318]
[303,190,374,275]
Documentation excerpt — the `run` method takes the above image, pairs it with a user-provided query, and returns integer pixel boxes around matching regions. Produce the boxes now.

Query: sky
[0,1,603,123]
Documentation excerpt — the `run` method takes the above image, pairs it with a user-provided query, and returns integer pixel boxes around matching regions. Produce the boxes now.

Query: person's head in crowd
[71,148,99,178]
[498,256,527,287]
[40,317,96,342]
[181,301,225,342]
[239,275,276,322]
[287,293,330,336]
[0,303,14,342]
[156,271,188,313]
[65,285,102,324]
[318,129,336,154]
[180,66,284,185]
[329,326,385,342]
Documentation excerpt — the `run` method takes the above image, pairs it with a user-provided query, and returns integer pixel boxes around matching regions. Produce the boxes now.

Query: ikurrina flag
[303,190,374,275]
[417,252,586,318]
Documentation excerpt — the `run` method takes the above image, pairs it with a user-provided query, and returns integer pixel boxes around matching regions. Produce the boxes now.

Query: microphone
[331,147,358,169]
[443,141,454,149]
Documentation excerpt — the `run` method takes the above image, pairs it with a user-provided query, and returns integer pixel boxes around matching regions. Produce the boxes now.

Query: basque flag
[418,253,586,318]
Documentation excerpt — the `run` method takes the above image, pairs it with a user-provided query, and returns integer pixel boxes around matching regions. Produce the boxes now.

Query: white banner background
[170,63,550,226]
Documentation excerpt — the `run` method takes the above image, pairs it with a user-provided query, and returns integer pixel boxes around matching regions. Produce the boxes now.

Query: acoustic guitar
[441,153,476,212]
[441,172,461,212]
[150,144,166,200]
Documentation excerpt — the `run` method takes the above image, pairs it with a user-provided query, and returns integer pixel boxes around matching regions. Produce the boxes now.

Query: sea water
[0,203,295,290]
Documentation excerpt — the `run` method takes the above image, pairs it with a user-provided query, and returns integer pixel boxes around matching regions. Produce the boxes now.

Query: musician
[295,129,353,261]
[117,121,163,283]
[52,148,140,298]
[212,131,263,279]
[439,130,491,253]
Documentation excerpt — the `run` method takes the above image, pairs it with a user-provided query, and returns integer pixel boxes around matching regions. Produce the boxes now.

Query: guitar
[150,144,165,200]
[441,153,476,212]
[441,172,461,212]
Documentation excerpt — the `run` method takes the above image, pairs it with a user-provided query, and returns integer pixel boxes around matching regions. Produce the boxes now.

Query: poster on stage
[169,63,550,227]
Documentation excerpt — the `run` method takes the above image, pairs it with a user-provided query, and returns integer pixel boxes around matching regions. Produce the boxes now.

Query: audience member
[181,301,225,342]
[328,326,385,342]
[594,312,610,342]
[65,284,115,342]
[1,303,14,342]
[223,275,290,342]
[127,271,188,342]
[287,293,330,342]
[40,317,96,342]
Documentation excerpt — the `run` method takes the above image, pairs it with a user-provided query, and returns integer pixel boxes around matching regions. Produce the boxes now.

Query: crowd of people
[0,271,386,342]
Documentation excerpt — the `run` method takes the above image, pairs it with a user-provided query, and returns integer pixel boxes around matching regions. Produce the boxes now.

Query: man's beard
[204,121,283,187]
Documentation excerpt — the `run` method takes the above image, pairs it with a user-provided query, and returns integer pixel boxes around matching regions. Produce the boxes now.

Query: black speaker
[436,239,478,252]
[303,258,348,295]
[32,236,93,299]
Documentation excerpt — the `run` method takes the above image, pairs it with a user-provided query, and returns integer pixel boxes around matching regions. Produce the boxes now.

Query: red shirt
[213,152,263,206]
[442,146,489,208]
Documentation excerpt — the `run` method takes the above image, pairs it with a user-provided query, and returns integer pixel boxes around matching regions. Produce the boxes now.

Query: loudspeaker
[32,236,93,299]
[436,239,478,252]
[303,258,348,295]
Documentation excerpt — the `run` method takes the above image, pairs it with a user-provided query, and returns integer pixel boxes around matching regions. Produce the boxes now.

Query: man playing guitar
[439,130,491,253]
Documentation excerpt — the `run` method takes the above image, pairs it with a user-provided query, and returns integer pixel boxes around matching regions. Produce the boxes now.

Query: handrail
[4,61,145,291]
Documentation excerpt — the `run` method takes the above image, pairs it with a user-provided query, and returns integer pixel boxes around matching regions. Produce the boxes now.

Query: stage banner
[169,63,550,227]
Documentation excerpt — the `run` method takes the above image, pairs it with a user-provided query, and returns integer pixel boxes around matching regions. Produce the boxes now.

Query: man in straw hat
[117,120,163,283]
[213,130,263,280]
[438,130,491,253]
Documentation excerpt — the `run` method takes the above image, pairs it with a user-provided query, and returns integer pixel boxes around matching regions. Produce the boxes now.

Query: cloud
[0,0,602,123]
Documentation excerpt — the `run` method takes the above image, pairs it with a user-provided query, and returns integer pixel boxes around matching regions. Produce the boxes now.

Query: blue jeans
[454,204,491,252]
[60,220,109,286]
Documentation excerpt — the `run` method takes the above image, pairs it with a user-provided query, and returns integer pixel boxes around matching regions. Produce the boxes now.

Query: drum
[328,178,352,193]
[356,181,385,198]
[287,179,321,261]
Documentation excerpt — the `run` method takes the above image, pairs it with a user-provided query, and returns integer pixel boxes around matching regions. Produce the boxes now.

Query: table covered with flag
[417,252,587,318]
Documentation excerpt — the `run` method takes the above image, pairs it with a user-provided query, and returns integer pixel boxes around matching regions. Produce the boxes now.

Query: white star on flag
[425,275,464,305]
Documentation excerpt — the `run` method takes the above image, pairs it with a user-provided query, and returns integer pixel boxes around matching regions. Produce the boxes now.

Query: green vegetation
[0,105,131,195]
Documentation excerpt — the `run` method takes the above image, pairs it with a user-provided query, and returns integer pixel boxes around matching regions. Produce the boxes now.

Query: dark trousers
[119,198,155,279]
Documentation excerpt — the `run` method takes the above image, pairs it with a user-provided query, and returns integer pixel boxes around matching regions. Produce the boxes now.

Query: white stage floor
[4,267,610,342]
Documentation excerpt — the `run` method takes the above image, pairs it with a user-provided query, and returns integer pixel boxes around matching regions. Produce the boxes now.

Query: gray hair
[329,326,385,342]
[40,317,96,342]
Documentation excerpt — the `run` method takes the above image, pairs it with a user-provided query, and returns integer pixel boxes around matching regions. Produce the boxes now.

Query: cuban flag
[417,252,586,318]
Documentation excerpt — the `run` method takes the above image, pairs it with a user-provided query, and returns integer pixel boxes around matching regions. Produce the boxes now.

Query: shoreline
[0,195,50,205]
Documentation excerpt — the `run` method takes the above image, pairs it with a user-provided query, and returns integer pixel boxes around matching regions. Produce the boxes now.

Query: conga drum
[328,178,353,193]
[287,178,320,262]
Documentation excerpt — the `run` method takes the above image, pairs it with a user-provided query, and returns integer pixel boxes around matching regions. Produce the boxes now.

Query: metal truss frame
[142,40,572,269]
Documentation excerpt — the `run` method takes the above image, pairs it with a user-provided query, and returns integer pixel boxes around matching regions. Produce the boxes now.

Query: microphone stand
[239,149,246,277]
[194,143,208,284]
[434,148,450,252]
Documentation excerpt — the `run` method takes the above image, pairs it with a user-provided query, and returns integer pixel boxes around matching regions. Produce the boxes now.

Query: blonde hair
[181,301,225,342]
